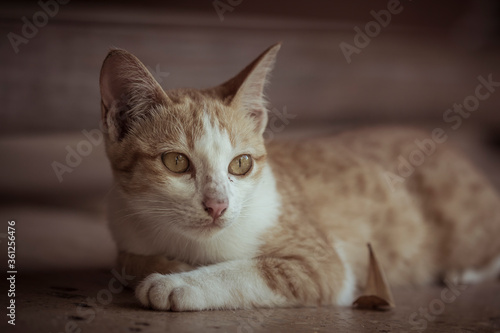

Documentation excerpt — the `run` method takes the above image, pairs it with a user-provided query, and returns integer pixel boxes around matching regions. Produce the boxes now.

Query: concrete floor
[2,270,499,333]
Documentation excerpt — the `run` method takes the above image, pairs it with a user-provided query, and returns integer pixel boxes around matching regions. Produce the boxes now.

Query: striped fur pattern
[99,44,500,311]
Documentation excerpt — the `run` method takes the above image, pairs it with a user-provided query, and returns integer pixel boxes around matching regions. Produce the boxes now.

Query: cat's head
[100,44,280,240]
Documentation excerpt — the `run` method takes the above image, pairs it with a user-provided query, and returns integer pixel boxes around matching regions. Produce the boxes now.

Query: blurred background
[1,0,500,271]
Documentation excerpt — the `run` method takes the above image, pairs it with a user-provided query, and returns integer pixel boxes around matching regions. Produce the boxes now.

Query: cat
[99,43,500,311]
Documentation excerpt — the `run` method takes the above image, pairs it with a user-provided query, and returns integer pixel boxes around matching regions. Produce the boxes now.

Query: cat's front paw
[135,273,203,311]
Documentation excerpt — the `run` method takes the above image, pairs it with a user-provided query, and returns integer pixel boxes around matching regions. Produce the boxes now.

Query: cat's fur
[100,43,500,311]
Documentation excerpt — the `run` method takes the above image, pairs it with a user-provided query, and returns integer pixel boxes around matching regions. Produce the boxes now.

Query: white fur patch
[108,110,281,267]
[461,255,500,284]
[136,260,287,310]
[334,241,356,306]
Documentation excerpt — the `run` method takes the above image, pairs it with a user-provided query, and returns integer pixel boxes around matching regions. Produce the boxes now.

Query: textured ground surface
[1,270,499,333]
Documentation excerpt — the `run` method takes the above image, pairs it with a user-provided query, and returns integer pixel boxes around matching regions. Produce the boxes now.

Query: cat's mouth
[187,217,229,233]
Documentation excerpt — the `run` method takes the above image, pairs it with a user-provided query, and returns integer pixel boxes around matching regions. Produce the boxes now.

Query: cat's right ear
[213,43,281,135]
[99,49,170,141]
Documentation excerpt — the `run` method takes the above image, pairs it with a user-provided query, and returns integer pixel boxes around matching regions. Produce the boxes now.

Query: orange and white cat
[99,43,500,311]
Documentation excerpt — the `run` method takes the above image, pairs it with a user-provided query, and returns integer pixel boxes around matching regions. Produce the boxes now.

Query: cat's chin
[184,218,232,236]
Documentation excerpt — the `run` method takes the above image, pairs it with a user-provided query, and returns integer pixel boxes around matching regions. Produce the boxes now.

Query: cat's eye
[162,152,190,173]
[228,154,252,176]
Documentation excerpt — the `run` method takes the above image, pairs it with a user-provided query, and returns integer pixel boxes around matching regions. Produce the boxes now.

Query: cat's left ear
[215,43,281,135]
[99,49,171,142]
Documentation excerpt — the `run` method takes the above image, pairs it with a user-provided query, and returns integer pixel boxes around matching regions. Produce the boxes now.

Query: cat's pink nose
[203,198,228,220]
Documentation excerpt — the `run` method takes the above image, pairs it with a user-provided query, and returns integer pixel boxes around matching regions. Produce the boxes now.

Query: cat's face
[107,92,268,239]
[100,45,280,240]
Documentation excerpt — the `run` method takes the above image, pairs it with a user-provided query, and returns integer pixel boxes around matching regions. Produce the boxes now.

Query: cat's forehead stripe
[194,112,234,157]
[156,90,265,159]
[183,98,234,149]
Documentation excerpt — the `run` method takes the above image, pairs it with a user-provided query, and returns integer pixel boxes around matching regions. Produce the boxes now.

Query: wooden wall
[1,0,499,136]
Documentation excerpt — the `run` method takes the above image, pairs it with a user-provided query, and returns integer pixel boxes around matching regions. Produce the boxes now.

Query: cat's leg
[118,252,194,288]
[135,256,354,311]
